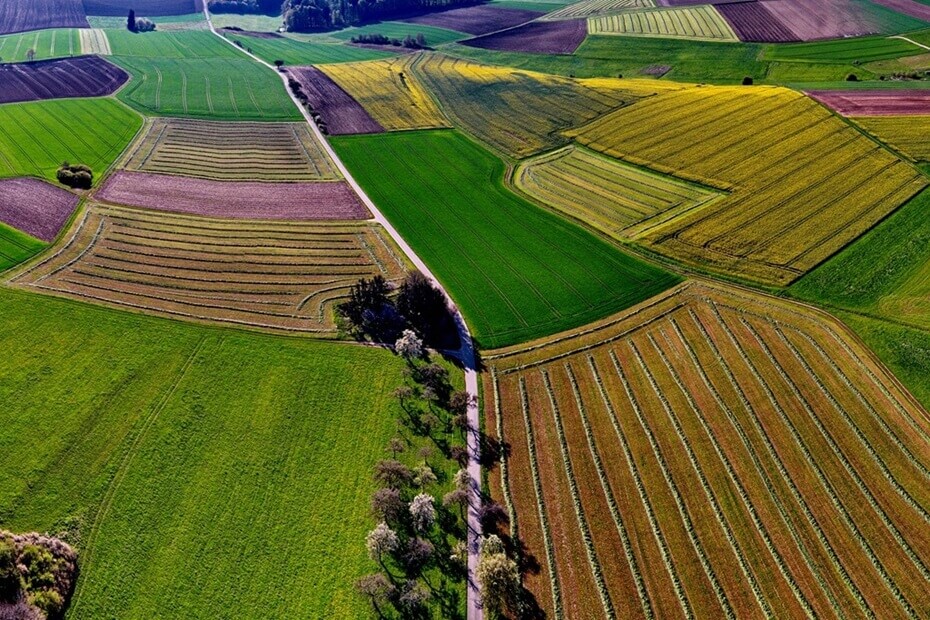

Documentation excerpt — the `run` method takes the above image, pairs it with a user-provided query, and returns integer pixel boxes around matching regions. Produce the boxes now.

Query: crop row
[588,5,738,41]
[543,0,654,21]
[484,282,930,618]
[854,116,930,163]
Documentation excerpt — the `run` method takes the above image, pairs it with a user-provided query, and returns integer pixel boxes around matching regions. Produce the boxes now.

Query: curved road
[204,11,484,619]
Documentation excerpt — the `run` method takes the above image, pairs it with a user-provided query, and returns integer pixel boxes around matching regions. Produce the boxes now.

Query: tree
[374,459,414,489]
[365,522,399,567]
[25,48,35,62]
[401,537,434,575]
[742,76,753,85]
[337,275,395,339]
[409,493,436,533]
[413,463,437,488]
[476,535,520,618]
[356,573,395,616]
[396,271,456,346]
[127,9,136,32]
[395,329,423,360]
[274,59,285,67]
[387,436,405,458]
[135,17,156,32]
[0,537,21,603]
[371,487,406,524]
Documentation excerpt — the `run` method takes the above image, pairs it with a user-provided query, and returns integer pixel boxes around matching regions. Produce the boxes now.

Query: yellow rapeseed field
[319,56,449,131]
[853,115,930,161]
[567,85,927,285]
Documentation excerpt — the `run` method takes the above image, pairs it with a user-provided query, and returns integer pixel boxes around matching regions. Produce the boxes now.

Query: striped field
[13,204,408,334]
[0,28,80,62]
[80,28,111,55]
[485,280,930,619]
[853,116,930,162]
[588,5,739,42]
[514,145,722,239]
[543,0,655,21]
[121,118,340,181]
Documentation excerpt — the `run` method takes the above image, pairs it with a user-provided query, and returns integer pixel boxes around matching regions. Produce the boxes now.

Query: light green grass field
[762,35,923,64]
[0,29,81,62]
[111,56,301,120]
[0,98,142,183]
[208,12,284,32]
[105,29,239,58]
[332,129,681,348]
[330,21,467,46]
[0,286,436,619]
[0,224,44,271]
[88,13,206,28]
[222,31,394,65]
[587,5,738,42]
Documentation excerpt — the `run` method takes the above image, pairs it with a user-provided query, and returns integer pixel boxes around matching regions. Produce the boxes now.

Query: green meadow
[0,29,81,62]
[0,224,44,271]
[222,31,394,65]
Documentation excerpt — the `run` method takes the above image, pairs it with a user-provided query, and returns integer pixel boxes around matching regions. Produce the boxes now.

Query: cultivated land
[0,178,79,242]
[566,84,927,285]
[401,5,544,35]
[97,171,367,219]
[79,28,110,54]
[0,285,423,619]
[807,89,930,115]
[121,118,340,180]
[285,66,384,135]
[0,224,45,272]
[0,0,88,35]
[319,56,449,131]
[105,29,239,59]
[0,28,82,62]
[485,280,930,619]
[409,54,651,158]
[0,56,128,105]
[0,97,142,183]
[82,0,203,16]
[111,56,301,120]
[588,5,739,42]
[853,116,930,161]
[514,144,722,239]
[222,31,394,65]
[462,19,589,55]
[333,129,680,348]
[14,203,403,333]
[542,0,655,21]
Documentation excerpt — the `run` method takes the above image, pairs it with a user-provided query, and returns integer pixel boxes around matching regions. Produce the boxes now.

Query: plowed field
[0,55,128,104]
[0,178,79,242]
[286,67,383,135]
[0,0,88,35]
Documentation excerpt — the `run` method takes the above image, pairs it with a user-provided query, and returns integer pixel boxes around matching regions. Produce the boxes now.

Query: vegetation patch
[0,532,77,619]
[588,5,739,42]
[0,97,142,184]
[121,117,341,180]
[566,84,927,285]
[761,35,922,64]
[333,129,680,348]
[0,56,128,105]
[0,178,78,243]
[0,29,82,62]
[222,30,394,65]
[319,56,449,131]
[853,115,930,161]
[485,279,930,619]
[14,203,406,333]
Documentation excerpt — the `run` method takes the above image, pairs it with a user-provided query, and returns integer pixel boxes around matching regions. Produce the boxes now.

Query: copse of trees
[350,33,427,48]
[0,532,77,620]
[127,10,156,32]
[56,163,92,190]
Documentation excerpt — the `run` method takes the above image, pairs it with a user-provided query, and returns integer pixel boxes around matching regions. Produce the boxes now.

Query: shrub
[846,73,859,82]
[56,163,93,190]
[742,76,753,85]
[397,271,456,347]
[135,17,156,32]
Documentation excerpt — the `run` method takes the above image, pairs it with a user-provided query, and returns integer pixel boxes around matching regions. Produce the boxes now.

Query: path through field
[203,8,484,618]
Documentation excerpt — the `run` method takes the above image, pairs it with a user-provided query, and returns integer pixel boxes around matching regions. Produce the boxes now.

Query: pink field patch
[760,0,880,41]
[462,19,587,54]
[0,56,129,105]
[807,89,930,116]
[0,178,79,242]
[867,0,930,21]
[717,2,798,42]
[401,5,543,35]
[97,172,370,220]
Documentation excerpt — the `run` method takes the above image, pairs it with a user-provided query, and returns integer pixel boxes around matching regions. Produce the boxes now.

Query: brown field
[13,203,407,333]
[485,280,930,619]
[0,0,87,35]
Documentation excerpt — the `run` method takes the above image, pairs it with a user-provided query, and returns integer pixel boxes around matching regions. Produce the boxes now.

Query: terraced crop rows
[122,118,340,181]
[14,204,408,333]
[588,5,738,41]
[853,116,930,162]
[515,145,722,239]
[543,0,655,21]
[319,56,449,131]
[567,85,927,285]
[485,280,930,619]
[410,54,646,158]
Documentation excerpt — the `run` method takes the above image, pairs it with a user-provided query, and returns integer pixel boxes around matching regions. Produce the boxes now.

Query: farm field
[400,5,543,35]
[207,12,283,32]
[0,0,87,35]
[853,116,930,161]
[120,118,340,180]
[514,145,723,239]
[82,0,203,16]
[462,19,589,54]
[0,97,142,183]
[807,89,930,115]
[110,56,301,120]
[485,279,930,619]
[97,171,366,219]
[716,2,799,42]
[329,21,467,46]
[0,28,81,62]
[80,28,110,54]
[285,66,384,135]
[588,5,739,42]
[0,56,128,105]
[0,224,45,272]
[409,54,650,157]
[221,31,394,65]
[105,29,240,58]
[0,284,424,619]
[332,129,680,348]
[566,83,927,285]
[14,203,403,333]
[319,56,449,131]
[542,0,655,21]
[761,35,924,64]
[0,178,79,242]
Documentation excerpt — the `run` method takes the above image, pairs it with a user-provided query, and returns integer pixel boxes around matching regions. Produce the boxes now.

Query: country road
[204,10,484,619]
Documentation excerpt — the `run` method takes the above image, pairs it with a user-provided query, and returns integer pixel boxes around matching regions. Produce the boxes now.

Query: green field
[762,34,923,64]
[222,31,394,65]
[791,187,930,331]
[332,130,681,348]
[0,285,437,619]
[0,98,142,183]
[209,12,284,32]
[0,224,44,271]
[106,29,239,58]
[0,29,80,62]
[587,5,738,42]
[88,13,206,29]
[330,21,467,46]
[111,56,301,120]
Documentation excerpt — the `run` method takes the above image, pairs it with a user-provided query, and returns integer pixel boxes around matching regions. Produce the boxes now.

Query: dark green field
[0,286,446,619]
[332,129,681,348]
[0,224,44,271]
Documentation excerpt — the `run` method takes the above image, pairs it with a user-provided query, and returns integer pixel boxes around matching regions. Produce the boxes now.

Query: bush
[846,73,859,82]
[135,17,156,32]
[56,163,93,190]
[742,76,753,85]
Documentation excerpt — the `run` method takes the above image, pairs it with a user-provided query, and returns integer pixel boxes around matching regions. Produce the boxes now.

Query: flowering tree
[395,329,423,360]
[409,493,436,533]
[477,535,520,618]
[366,522,399,568]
